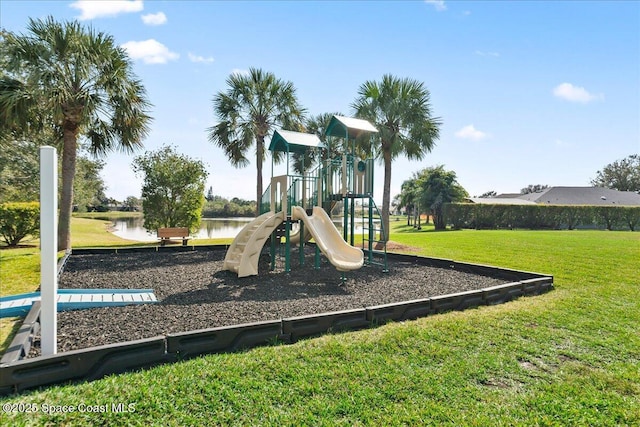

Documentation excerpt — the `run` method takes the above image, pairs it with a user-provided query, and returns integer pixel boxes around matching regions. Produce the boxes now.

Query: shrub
[621,206,640,231]
[0,202,40,246]
[444,203,639,231]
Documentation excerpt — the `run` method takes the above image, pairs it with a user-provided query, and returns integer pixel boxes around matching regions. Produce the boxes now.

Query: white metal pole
[40,146,58,355]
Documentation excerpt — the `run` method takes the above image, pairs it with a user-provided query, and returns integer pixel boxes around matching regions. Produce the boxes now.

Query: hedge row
[0,202,40,246]
[444,203,640,231]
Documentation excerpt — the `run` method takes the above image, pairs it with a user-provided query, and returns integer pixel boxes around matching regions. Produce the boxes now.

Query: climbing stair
[223,211,285,277]
[362,197,389,272]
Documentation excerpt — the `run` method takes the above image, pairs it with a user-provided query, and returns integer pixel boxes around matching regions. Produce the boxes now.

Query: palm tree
[289,112,344,175]
[208,68,305,216]
[352,74,441,241]
[399,177,419,227]
[0,17,151,250]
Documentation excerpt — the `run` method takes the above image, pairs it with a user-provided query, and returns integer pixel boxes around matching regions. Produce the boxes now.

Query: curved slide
[292,206,364,271]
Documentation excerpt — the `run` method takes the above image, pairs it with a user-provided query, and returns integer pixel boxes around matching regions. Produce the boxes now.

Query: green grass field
[0,217,638,426]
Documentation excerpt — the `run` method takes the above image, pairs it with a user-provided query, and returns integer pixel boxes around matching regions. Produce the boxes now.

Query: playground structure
[223,115,388,278]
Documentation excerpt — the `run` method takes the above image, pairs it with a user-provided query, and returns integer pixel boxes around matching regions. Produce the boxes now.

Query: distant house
[466,197,535,205]
[468,187,640,206]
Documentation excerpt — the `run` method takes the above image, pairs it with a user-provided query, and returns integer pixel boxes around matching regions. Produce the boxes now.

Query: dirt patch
[381,240,421,253]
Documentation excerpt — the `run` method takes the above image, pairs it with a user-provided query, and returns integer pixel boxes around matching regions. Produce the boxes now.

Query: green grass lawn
[72,211,143,219]
[0,217,638,426]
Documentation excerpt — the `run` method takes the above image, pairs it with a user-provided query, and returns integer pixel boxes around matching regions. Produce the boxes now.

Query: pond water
[109,217,254,241]
[109,216,380,242]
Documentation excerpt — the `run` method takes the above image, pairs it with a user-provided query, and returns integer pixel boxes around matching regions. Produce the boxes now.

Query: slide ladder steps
[362,197,389,272]
[223,211,285,277]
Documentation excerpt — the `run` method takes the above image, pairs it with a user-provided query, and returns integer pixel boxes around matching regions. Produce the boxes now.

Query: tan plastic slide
[292,206,364,271]
[223,211,284,277]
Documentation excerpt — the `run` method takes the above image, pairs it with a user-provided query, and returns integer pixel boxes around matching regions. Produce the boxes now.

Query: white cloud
[188,52,214,64]
[231,68,250,76]
[121,39,179,64]
[455,124,488,141]
[553,82,602,103]
[475,50,500,57]
[70,0,143,20]
[554,139,573,148]
[425,0,447,11]
[141,12,167,26]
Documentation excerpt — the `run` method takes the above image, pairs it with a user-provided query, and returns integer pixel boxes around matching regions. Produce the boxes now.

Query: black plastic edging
[1,336,168,394]
[282,309,369,342]
[166,320,283,360]
[366,298,434,324]
[0,302,41,365]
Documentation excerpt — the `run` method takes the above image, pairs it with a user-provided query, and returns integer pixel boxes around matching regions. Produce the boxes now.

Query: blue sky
[2,0,639,202]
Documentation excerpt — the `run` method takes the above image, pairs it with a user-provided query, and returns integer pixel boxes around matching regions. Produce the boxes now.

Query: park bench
[157,227,190,246]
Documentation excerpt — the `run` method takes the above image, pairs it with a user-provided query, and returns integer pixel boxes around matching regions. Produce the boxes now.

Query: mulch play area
[29,246,510,356]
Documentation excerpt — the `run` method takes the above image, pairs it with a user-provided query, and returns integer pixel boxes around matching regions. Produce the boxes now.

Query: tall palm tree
[289,112,344,175]
[208,68,305,216]
[0,17,152,251]
[352,74,441,241]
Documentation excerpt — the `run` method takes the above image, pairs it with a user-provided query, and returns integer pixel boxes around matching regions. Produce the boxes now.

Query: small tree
[132,146,208,232]
[479,190,497,198]
[591,154,640,192]
[521,184,549,194]
[398,178,420,226]
[415,166,468,230]
[205,186,214,202]
[123,196,141,212]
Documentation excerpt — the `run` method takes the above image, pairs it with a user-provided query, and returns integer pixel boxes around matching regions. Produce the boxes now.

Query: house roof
[325,115,378,139]
[268,129,322,154]
[516,187,640,206]
[467,198,536,205]
[494,193,522,199]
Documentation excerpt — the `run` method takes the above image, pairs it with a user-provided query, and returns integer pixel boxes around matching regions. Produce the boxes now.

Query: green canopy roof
[268,129,322,154]
[325,115,378,139]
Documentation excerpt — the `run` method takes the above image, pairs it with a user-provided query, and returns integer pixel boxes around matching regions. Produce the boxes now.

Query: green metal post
[350,195,355,246]
[343,196,348,241]
[285,219,291,272]
[368,200,374,263]
[299,221,305,266]
[315,245,320,269]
